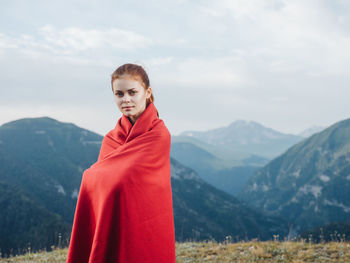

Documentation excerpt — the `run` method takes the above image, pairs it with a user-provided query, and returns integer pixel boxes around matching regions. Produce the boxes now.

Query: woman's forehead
[113,77,144,91]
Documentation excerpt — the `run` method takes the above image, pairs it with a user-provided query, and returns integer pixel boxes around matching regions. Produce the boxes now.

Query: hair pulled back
[111,63,155,109]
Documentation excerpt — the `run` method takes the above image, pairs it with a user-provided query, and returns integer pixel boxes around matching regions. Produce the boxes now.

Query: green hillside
[0,181,70,257]
[239,117,350,234]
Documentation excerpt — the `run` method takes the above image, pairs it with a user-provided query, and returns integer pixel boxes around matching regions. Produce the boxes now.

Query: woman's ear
[146,87,152,99]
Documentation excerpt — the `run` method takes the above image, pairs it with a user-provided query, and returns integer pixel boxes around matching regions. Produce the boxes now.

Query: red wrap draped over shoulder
[66,102,176,263]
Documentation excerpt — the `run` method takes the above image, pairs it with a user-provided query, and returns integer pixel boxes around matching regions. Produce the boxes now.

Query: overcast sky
[1,0,349,136]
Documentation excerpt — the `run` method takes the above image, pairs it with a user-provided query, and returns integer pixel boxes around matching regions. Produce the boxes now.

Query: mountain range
[179,120,305,159]
[238,118,350,235]
[170,140,262,195]
[0,117,290,257]
[171,120,309,196]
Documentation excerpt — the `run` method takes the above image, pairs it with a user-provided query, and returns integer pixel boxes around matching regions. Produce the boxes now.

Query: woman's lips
[123,106,134,110]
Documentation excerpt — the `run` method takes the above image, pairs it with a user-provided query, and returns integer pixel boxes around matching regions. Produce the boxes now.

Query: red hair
[111,63,158,117]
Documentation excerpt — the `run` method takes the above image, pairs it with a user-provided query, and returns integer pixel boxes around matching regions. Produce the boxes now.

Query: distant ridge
[179,119,304,159]
[238,117,350,234]
[297,125,325,138]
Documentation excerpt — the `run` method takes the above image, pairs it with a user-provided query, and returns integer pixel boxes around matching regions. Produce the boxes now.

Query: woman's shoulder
[151,118,171,142]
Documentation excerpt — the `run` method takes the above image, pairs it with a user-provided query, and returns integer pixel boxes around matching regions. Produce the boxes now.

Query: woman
[66,63,176,262]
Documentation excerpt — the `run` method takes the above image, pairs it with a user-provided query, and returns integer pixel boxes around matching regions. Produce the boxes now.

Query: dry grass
[176,240,350,262]
[1,241,350,262]
[0,246,68,263]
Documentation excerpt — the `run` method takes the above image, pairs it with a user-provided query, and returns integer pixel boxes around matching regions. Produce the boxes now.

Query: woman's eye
[115,93,123,97]
[129,90,136,95]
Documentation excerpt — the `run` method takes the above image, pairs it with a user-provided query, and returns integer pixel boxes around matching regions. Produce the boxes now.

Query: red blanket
[66,102,176,262]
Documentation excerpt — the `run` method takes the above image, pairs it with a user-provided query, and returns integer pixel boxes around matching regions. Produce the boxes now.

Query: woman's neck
[128,117,135,126]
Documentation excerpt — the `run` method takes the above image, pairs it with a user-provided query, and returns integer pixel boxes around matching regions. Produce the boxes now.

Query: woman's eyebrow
[115,88,137,92]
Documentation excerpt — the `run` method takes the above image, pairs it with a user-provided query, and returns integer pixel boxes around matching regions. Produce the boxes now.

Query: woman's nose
[122,95,131,102]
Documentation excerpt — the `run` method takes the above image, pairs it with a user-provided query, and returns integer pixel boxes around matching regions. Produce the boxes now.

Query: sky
[1,0,350,136]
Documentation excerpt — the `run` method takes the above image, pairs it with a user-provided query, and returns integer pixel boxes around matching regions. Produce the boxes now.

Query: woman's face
[112,75,152,124]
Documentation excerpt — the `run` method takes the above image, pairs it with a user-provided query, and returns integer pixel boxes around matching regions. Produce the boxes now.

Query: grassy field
[1,240,350,262]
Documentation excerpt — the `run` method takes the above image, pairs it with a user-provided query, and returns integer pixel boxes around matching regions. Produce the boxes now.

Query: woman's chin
[123,111,135,119]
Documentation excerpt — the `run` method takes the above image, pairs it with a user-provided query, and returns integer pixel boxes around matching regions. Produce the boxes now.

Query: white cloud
[151,56,255,89]
[38,25,153,51]
[146,56,175,66]
[0,33,19,49]
[194,0,350,77]
[0,25,154,64]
